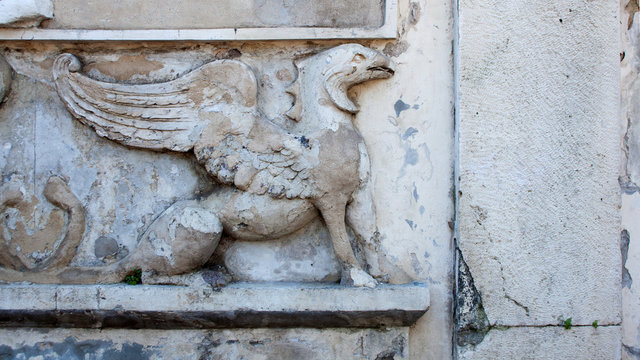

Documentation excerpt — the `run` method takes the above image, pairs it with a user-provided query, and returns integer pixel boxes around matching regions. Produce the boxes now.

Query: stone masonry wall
[456,0,622,358]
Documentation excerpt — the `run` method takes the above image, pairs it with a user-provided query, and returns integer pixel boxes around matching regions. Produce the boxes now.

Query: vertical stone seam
[452,0,461,356]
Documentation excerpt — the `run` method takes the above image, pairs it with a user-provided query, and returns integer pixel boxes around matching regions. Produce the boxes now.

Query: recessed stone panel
[0,0,397,40]
[48,0,385,30]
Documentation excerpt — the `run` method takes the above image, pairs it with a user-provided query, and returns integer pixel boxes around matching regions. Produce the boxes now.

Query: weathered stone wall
[1,0,630,357]
[0,0,455,358]
[456,0,622,358]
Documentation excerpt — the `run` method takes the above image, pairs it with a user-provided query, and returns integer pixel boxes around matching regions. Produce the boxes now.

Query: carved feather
[193,117,317,200]
[54,53,316,199]
[54,54,258,152]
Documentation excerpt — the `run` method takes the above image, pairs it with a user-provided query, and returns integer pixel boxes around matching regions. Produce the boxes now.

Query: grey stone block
[0,282,429,329]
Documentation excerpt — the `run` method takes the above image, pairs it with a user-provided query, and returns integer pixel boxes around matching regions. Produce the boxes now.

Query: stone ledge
[0,0,397,41]
[0,282,429,329]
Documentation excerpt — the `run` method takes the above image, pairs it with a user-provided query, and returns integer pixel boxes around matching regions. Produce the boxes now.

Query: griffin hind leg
[315,196,377,288]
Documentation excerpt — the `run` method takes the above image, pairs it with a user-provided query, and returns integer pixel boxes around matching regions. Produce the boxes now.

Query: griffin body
[52,44,396,286]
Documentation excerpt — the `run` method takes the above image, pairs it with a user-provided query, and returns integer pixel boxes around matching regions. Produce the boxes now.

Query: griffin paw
[341,267,378,288]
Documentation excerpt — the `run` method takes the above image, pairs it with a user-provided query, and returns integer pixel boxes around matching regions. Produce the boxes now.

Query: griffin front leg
[316,196,377,288]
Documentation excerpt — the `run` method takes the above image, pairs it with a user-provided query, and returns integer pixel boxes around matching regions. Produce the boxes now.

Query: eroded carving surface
[0,44,399,287]
[0,176,85,281]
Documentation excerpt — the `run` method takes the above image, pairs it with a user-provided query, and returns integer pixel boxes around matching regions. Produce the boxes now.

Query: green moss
[123,268,142,285]
[592,320,598,328]
[563,318,572,330]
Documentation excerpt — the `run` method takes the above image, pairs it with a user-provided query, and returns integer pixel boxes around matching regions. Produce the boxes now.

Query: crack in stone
[491,255,530,318]
[504,294,530,317]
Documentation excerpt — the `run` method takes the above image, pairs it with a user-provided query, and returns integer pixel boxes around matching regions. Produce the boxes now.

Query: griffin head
[286,44,395,120]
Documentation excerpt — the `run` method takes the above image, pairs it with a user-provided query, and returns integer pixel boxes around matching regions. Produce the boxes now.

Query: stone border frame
[0,0,397,41]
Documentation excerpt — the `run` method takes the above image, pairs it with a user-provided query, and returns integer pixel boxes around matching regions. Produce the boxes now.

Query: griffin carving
[51,44,397,287]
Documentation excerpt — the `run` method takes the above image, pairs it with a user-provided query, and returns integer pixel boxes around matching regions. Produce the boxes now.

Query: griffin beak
[367,55,396,79]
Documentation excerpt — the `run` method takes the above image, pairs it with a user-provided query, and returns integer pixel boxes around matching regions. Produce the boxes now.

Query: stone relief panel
[0,0,455,355]
[0,44,411,287]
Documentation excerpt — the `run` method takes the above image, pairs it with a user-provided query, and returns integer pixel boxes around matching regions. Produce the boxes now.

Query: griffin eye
[352,54,365,63]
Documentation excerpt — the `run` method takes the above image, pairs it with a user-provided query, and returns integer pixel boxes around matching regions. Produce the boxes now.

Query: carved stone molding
[0,282,429,329]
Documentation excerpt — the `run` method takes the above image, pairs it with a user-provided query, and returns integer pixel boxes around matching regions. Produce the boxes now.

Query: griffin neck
[286,57,355,133]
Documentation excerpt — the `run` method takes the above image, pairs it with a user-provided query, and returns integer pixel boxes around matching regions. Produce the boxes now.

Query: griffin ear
[323,64,359,114]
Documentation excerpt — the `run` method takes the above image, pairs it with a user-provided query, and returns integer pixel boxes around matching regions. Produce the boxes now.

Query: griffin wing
[53,54,257,152]
[194,117,319,200]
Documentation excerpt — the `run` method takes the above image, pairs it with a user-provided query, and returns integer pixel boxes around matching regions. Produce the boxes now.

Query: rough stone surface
[457,0,621,326]
[47,0,384,30]
[0,0,53,27]
[224,218,341,282]
[456,326,622,360]
[0,328,409,360]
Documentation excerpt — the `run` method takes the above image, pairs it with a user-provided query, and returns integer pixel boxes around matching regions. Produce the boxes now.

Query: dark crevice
[454,248,490,346]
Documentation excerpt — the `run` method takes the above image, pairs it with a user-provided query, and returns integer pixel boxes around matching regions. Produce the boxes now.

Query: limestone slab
[456,326,621,360]
[48,0,384,30]
[0,282,429,329]
[0,0,397,40]
[457,0,621,326]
